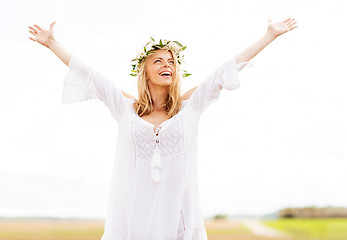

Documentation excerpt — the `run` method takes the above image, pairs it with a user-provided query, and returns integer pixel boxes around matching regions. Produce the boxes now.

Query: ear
[145,72,149,81]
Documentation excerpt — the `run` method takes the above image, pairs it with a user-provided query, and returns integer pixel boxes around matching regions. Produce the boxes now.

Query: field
[0,218,346,240]
[0,220,104,240]
[262,218,347,240]
[0,219,288,240]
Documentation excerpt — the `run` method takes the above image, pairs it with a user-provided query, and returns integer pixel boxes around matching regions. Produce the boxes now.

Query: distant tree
[279,206,347,218]
[282,213,294,218]
[213,213,227,220]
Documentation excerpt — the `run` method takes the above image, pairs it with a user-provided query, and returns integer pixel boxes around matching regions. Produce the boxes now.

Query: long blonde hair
[133,49,182,118]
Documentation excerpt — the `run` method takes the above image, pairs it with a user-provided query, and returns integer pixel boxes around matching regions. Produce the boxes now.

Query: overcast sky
[0,0,346,219]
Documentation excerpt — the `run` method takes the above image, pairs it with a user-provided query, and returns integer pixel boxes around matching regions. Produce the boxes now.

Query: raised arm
[28,22,72,66]
[235,18,298,64]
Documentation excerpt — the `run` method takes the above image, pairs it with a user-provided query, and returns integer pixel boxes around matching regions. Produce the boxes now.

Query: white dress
[62,55,252,240]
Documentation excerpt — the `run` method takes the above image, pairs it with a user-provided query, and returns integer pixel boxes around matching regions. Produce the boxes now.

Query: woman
[28,18,297,240]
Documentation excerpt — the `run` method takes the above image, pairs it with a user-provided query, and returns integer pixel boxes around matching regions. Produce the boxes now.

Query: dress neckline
[131,99,189,129]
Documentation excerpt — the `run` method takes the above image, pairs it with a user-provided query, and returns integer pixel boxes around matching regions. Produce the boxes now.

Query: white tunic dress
[62,55,251,240]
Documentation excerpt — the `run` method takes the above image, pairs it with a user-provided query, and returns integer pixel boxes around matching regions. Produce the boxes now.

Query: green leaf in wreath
[182,73,192,78]
[173,41,183,47]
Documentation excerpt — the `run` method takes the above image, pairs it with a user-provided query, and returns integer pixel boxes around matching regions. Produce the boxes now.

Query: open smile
[159,70,172,77]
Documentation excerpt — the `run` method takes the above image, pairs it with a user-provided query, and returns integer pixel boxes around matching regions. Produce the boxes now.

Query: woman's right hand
[28,22,56,48]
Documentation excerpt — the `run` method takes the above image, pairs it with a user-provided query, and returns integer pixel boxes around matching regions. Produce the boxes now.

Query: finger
[287,18,295,24]
[29,26,39,33]
[29,26,39,34]
[34,24,42,31]
[29,37,36,42]
[288,21,297,28]
[29,30,37,36]
[50,21,56,29]
[288,26,298,32]
[49,22,56,33]
[290,26,298,31]
[283,18,291,23]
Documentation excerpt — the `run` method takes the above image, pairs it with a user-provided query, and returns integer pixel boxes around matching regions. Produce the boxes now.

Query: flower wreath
[130,36,191,78]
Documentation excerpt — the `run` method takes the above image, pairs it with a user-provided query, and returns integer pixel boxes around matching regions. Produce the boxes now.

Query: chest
[132,112,184,160]
[122,100,195,160]
[140,111,170,129]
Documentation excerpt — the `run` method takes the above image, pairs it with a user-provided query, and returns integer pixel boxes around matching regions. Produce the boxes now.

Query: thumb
[50,21,56,32]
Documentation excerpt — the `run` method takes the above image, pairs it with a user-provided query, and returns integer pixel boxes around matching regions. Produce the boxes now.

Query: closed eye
[154,59,174,64]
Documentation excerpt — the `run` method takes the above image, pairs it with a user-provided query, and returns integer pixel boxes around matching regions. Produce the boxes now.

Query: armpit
[181,86,197,100]
[121,91,136,100]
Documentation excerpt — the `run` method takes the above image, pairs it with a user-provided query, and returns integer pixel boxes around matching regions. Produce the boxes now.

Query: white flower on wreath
[145,42,153,51]
[168,41,180,52]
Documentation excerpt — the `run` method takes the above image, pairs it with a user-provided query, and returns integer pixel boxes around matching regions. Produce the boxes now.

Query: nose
[163,60,171,68]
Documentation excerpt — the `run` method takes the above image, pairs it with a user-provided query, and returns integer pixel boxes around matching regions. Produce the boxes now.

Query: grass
[3,218,347,240]
[262,218,347,240]
[0,220,104,240]
[205,219,252,235]
[0,219,291,240]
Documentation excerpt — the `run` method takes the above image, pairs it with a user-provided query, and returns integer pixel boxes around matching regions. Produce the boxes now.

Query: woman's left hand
[267,18,298,38]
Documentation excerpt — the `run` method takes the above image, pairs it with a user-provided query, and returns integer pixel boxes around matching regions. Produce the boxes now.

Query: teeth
[160,72,171,76]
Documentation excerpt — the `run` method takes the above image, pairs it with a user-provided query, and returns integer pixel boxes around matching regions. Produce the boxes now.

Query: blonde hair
[133,49,182,118]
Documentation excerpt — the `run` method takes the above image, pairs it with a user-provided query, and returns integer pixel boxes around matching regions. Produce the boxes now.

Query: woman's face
[145,49,175,88]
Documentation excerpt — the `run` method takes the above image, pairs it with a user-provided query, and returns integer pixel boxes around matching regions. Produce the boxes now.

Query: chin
[157,78,172,86]
[149,77,173,87]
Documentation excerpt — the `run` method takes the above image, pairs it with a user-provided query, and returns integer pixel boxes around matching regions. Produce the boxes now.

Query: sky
[0,0,346,219]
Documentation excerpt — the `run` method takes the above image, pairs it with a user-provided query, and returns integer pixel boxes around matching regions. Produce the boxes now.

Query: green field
[262,218,347,240]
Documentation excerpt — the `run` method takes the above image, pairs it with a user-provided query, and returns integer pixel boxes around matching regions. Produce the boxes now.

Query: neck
[149,86,168,111]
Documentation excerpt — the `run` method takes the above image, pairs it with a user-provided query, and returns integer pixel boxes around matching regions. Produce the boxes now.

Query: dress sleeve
[62,55,128,121]
[187,55,253,115]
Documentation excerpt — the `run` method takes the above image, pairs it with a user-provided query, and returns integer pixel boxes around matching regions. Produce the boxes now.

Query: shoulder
[121,91,137,100]
[181,86,197,100]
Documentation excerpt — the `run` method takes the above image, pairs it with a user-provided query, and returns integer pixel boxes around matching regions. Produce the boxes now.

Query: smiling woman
[134,48,183,122]
[28,18,298,240]
[61,38,251,240]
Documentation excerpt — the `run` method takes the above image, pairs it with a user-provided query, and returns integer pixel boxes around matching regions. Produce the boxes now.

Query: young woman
[28,18,297,240]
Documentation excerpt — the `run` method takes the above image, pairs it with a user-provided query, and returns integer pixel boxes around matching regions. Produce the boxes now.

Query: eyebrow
[153,57,174,61]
